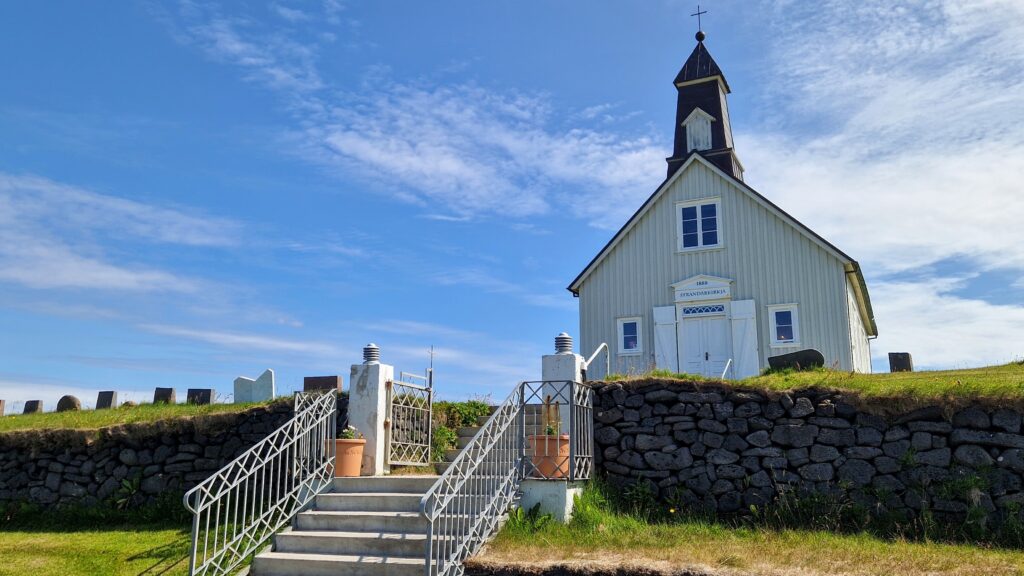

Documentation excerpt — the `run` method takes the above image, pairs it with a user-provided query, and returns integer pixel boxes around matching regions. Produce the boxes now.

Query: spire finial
[691,4,708,41]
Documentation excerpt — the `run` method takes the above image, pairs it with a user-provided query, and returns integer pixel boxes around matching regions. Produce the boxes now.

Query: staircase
[434,405,545,475]
[251,475,435,576]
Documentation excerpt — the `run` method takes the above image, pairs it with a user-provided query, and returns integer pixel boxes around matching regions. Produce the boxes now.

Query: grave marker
[56,395,81,412]
[889,352,914,372]
[23,400,43,414]
[303,375,343,393]
[96,391,118,409]
[234,369,275,403]
[0,399,5,416]
[153,387,176,404]
[187,388,213,405]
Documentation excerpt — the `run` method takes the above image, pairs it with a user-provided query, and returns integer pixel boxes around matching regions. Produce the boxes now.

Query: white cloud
[871,278,1024,368]
[0,173,233,292]
[429,268,576,310]
[140,324,342,357]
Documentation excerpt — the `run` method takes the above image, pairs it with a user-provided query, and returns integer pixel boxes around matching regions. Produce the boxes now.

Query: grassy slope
[0,526,190,576]
[0,400,276,433]
[482,487,1024,576]
[608,362,1024,413]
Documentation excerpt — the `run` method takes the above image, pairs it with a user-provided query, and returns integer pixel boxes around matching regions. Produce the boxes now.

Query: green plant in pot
[527,394,570,478]
[334,425,366,477]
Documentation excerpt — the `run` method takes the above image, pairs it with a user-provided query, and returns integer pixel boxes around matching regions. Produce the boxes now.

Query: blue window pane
[776,325,794,342]
[702,231,718,245]
[623,335,638,350]
[682,206,697,221]
[682,219,698,234]
[700,203,716,218]
[701,216,717,231]
[683,233,698,248]
[623,321,637,337]
[775,310,792,326]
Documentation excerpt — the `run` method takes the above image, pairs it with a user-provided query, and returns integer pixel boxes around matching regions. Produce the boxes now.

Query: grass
[481,484,1024,576]
[0,399,278,433]
[0,526,191,576]
[606,362,1024,413]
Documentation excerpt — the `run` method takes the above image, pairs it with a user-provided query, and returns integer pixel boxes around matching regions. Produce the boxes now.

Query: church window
[682,108,715,152]
[676,199,721,251]
[768,304,800,347]
[617,317,642,355]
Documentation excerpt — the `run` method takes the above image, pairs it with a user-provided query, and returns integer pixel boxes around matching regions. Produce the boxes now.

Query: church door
[678,308,733,378]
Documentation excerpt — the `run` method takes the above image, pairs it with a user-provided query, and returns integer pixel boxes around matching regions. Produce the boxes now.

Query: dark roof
[674,41,730,92]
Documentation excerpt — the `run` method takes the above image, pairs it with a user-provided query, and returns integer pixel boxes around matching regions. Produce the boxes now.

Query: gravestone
[889,352,914,373]
[96,391,118,409]
[303,375,343,393]
[767,349,825,371]
[187,388,213,405]
[23,400,43,414]
[234,369,275,403]
[0,399,5,417]
[153,387,176,404]
[56,395,81,412]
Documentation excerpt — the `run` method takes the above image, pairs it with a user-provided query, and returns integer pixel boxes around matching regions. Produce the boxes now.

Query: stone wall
[0,394,349,509]
[592,380,1024,523]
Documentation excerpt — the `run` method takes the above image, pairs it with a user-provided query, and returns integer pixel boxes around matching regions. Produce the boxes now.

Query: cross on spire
[691,4,707,30]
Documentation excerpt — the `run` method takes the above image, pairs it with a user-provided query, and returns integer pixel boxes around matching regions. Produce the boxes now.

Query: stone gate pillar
[349,344,393,476]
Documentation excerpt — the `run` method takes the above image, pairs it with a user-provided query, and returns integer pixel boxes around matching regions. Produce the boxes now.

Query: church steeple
[666,31,743,181]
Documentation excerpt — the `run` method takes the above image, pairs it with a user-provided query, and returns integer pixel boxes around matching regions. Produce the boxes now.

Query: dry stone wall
[592,380,1024,523]
[0,394,349,510]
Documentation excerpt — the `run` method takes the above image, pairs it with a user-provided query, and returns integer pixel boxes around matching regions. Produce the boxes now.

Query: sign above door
[671,275,733,303]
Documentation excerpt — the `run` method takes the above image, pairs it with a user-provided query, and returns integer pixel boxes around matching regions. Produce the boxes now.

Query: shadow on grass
[126,537,190,576]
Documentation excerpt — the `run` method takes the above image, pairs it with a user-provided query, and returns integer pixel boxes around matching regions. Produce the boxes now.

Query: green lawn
[482,485,1024,576]
[609,362,1024,412]
[0,399,280,433]
[0,525,191,576]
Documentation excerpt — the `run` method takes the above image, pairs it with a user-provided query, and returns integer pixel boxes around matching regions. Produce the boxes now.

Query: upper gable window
[682,108,715,152]
[676,199,721,251]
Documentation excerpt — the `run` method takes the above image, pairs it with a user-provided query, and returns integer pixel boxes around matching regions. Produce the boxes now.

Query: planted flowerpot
[527,434,570,478]
[334,438,366,477]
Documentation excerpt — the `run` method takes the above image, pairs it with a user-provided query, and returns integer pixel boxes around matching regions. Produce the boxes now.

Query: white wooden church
[569,32,877,379]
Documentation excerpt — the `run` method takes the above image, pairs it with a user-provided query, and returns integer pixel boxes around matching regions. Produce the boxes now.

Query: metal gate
[386,370,433,466]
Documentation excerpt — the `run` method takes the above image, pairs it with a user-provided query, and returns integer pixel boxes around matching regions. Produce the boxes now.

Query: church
[568,31,877,379]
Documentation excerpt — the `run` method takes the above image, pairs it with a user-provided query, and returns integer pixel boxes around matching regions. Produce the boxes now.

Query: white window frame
[616,316,643,355]
[767,303,801,348]
[675,198,722,252]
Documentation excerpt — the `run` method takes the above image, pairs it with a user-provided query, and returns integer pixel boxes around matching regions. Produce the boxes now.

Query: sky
[1,0,1024,411]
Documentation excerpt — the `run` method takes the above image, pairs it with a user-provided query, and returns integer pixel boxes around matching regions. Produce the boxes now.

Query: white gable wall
[846,277,872,373]
[577,159,854,378]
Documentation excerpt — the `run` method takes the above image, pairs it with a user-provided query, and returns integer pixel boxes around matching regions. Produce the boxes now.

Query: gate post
[349,344,393,476]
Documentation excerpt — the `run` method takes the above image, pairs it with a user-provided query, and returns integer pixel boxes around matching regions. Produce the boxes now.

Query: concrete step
[315,492,423,512]
[331,475,437,494]
[457,426,481,437]
[252,551,424,576]
[273,530,427,557]
[294,510,428,533]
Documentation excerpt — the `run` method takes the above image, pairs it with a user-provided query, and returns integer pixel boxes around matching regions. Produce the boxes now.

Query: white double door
[678,309,733,378]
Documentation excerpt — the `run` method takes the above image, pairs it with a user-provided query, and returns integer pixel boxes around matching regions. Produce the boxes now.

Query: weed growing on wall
[431,398,492,461]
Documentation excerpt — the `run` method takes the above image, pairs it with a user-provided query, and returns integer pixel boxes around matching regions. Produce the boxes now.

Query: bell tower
[666,30,743,181]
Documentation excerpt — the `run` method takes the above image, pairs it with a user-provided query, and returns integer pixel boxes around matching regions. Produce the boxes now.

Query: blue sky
[2,1,1024,410]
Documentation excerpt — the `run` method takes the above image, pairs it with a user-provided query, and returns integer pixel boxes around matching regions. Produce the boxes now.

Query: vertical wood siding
[578,160,855,378]
[847,278,873,373]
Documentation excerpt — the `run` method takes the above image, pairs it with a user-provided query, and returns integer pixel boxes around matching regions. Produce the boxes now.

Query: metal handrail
[419,380,593,576]
[182,391,337,576]
[583,343,609,379]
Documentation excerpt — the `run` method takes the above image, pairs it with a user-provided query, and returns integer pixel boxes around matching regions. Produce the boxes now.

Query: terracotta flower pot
[334,438,366,477]
[528,434,570,478]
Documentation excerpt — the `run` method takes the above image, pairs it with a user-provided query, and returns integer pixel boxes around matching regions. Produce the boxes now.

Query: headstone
[889,352,914,373]
[153,387,176,404]
[23,400,43,414]
[187,388,213,405]
[767,349,825,371]
[303,375,343,393]
[96,391,118,410]
[234,369,275,403]
[56,395,81,412]
[0,399,5,417]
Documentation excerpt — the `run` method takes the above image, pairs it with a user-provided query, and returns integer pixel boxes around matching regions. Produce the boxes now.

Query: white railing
[419,380,593,576]
[182,391,338,576]
[387,375,433,466]
[583,343,609,380]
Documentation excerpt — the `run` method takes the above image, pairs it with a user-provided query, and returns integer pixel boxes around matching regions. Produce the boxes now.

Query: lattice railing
[182,391,337,576]
[387,377,433,466]
[419,380,593,576]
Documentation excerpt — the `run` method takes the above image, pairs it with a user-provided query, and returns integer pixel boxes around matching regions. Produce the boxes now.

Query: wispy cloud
[0,173,233,292]
[140,323,342,357]
[429,268,575,310]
